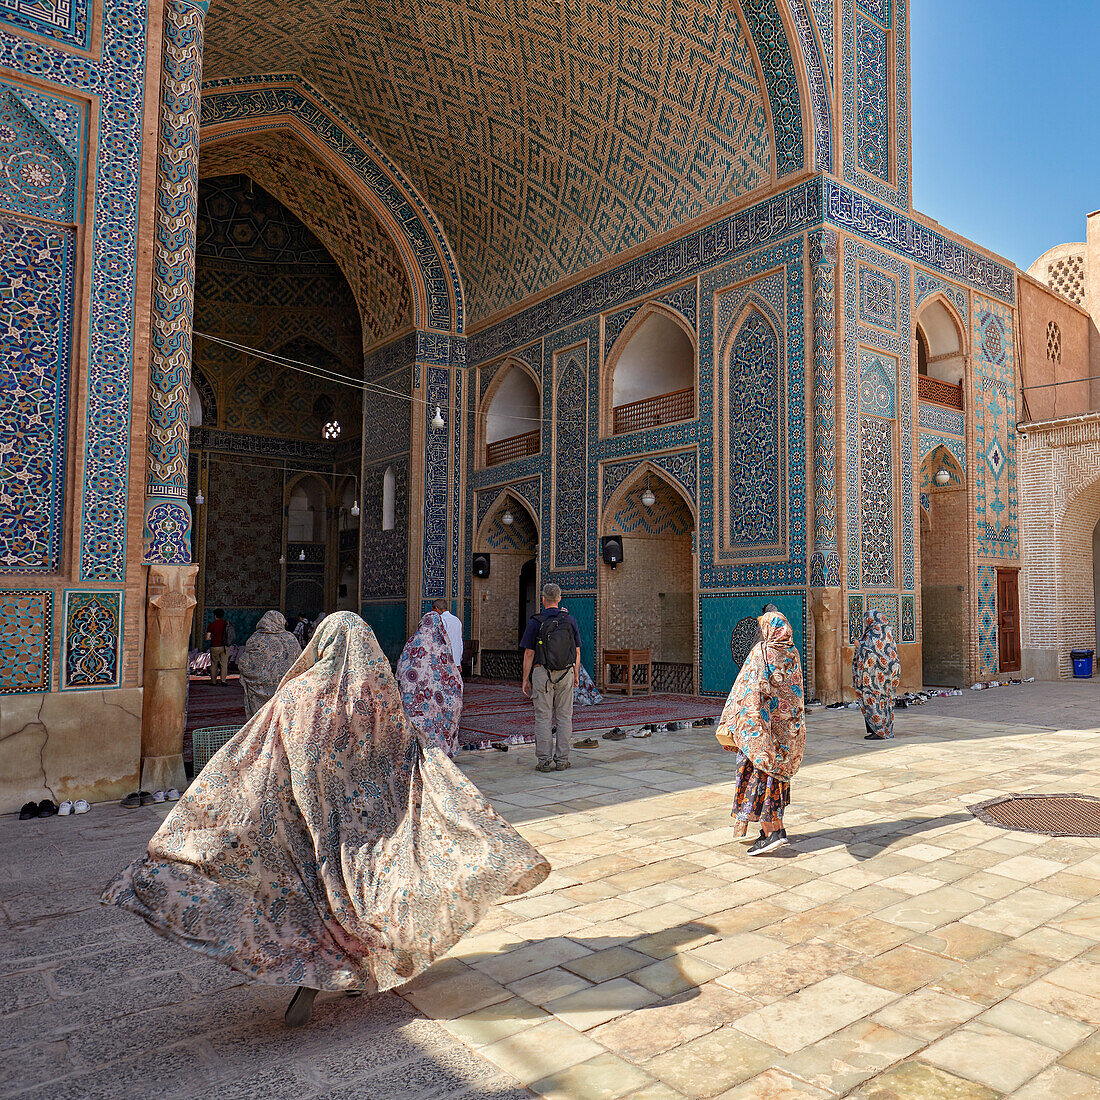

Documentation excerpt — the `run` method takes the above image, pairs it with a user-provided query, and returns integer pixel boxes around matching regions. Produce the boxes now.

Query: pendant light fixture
[641,476,655,509]
[502,509,514,526]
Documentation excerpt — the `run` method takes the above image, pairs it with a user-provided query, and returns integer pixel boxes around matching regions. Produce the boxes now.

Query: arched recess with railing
[479,360,543,468]
[602,305,697,438]
[915,295,968,410]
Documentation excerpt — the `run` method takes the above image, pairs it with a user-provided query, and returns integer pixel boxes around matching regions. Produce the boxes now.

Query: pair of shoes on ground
[19,799,69,820]
[535,760,571,772]
[57,799,90,815]
[746,828,789,856]
[120,788,180,808]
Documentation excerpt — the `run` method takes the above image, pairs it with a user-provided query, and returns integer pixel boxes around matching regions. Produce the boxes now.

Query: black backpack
[535,612,577,672]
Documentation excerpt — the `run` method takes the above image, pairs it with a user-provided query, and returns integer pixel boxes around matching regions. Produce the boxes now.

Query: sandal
[284,986,318,1027]
[120,792,141,809]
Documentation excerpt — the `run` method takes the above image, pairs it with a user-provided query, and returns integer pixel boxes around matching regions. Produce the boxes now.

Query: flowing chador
[853,609,901,740]
[102,613,548,1024]
[714,611,806,855]
[236,610,301,719]
[396,611,463,757]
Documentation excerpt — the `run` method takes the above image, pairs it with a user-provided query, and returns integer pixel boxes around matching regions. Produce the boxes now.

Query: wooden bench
[602,648,652,695]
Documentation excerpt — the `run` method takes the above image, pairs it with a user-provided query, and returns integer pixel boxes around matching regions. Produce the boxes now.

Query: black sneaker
[747,829,788,856]
[18,801,38,820]
[37,800,58,817]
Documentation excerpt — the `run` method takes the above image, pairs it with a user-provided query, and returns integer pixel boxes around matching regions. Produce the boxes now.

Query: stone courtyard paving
[3,683,1100,1099]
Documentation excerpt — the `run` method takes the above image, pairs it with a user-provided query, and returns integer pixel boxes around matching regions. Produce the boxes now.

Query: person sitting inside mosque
[236,610,301,719]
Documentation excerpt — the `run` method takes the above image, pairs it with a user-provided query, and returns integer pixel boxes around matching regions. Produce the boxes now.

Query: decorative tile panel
[859,350,896,418]
[973,296,1018,558]
[0,216,74,574]
[0,82,79,223]
[854,11,889,181]
[789,0,833,171]
[918,402,964,436]
[860,417,895,587]
[848,593,864,644]
[0,0,90,51]
[900,593,915,642]
[859,265,898,331]
[601,451,697,512]
[914,270,968,324]
[552,349,588,570]
[865,593,899,637]
[977,563,998,674]
[0,589,51,694]
[810,228,839,586]
[61,590,122,690]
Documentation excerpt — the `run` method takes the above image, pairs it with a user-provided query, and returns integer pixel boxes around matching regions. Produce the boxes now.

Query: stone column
[140,564,198,792]
[143,0,209,564]
[808,228,843,701]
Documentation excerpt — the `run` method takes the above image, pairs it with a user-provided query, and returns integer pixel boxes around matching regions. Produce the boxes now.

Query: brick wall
[921,486,967,686]
[474,551,533,651]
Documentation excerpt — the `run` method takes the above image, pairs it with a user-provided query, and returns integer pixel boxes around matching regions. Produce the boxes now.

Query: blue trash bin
[1071,650,1094,678]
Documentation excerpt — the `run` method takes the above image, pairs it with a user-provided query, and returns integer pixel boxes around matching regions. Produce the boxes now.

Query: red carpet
[458,682,723,749]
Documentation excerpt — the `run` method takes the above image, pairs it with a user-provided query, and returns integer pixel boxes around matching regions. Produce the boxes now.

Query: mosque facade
[0,0,1046,810]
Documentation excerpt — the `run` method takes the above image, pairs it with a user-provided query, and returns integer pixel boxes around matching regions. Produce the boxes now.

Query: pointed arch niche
[479,360,542,468]
[916,297,967,408]
[918,443,968,687]
[603,306,696,437]
[599,465,697,693]
[472,491,540,677]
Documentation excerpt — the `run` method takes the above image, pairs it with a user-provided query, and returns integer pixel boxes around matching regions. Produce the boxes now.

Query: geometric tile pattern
[61,590,122,691]
[553,351,588,570]
[842,0,910,210]
[900,592,915,641]
[854,10,889,180]
[604,284,697,360]
[0,589,51,695]
[608,479,693,537]
[860,416,895,587]
[848,592,864,644]
[726,310,781,548]
[788,0,833,171]
[918,402,965,436]
[859,264,898,331]
[0,216,74,574]
[865,592,899,638]
[859,350,897,419]
[482,505,538,552]
[601,452,697,513]
[914,270,969,325]
[198,142,414,345]
[361,457,409,601]
[201,4,782,322]
[0,82,78,224]
[0,0,90,49]
[977,562,998,674]
[810,228,838,585]
[974,296,1019,558]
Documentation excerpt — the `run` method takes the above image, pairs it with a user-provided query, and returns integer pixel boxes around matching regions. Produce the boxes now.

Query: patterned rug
[458,689,724,749]
[183,676,247,764]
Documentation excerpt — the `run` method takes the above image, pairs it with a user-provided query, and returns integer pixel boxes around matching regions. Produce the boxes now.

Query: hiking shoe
[747,829,788,856]
[535,761,555,773]
[555,760,572,771]
[573,738,598,749]
[603,727,627,741]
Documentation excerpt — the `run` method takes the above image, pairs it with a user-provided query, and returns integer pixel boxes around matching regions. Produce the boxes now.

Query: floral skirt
[859,689,894,738]
[731,751,790,836]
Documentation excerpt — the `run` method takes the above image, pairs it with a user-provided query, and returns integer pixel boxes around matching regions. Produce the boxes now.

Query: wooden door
[996,569,1021,672]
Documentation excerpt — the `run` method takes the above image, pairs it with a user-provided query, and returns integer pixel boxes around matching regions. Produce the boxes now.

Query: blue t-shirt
[520,608,581,653]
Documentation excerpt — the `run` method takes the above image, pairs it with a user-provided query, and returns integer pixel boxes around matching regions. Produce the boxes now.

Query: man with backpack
[521,583,582,772]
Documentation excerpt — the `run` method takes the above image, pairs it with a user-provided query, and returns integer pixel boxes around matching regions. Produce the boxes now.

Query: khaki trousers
[532,665,575,764]
[209,646,229,683]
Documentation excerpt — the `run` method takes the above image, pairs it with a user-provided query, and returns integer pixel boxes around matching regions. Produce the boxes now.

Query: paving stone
[643,1027,779,1097]
[846,1060,1001,1100]
[530,1050,655,1100]
[921,1021,1059,1092]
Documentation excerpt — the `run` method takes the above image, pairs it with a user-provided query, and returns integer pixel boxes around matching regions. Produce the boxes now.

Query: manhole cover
[969,794,1100,837]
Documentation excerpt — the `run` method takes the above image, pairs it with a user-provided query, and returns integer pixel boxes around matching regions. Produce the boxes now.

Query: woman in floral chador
[714,611,806,855]
[236,610,301,719]
[853,609,901,741]
[396,610,463,757]
[101,613,549,1027]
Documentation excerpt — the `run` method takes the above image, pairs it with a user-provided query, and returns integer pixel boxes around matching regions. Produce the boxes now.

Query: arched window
[484,366,541,466]
[610,310,694,435]
[382,465,395,531]
[915,300,965,409]
[288,478,325,542]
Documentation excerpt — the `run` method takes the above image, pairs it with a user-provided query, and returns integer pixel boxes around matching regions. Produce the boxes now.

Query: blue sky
[910,0,1099,270]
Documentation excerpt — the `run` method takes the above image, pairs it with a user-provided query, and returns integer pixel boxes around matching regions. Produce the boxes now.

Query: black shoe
[284,986,318,1028]
[603,727,627,740]
[139,790,155,806]
[574,738,598,749]
[18,801,38,820]
[864,733,885,741]
[37,800,58,817]
[491,741,509,752]
[555,760,572,771]
[747,829,788,856]
[120,792,141,808]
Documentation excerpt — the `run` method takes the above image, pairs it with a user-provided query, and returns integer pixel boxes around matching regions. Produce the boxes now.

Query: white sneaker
[152,790,166,803]
[165,788,180,801]
[58,800,73,815]
[74,799,90,814]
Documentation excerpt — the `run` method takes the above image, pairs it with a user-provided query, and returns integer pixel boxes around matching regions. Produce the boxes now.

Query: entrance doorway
[997,568,1021,672]
[518,558,537,645]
